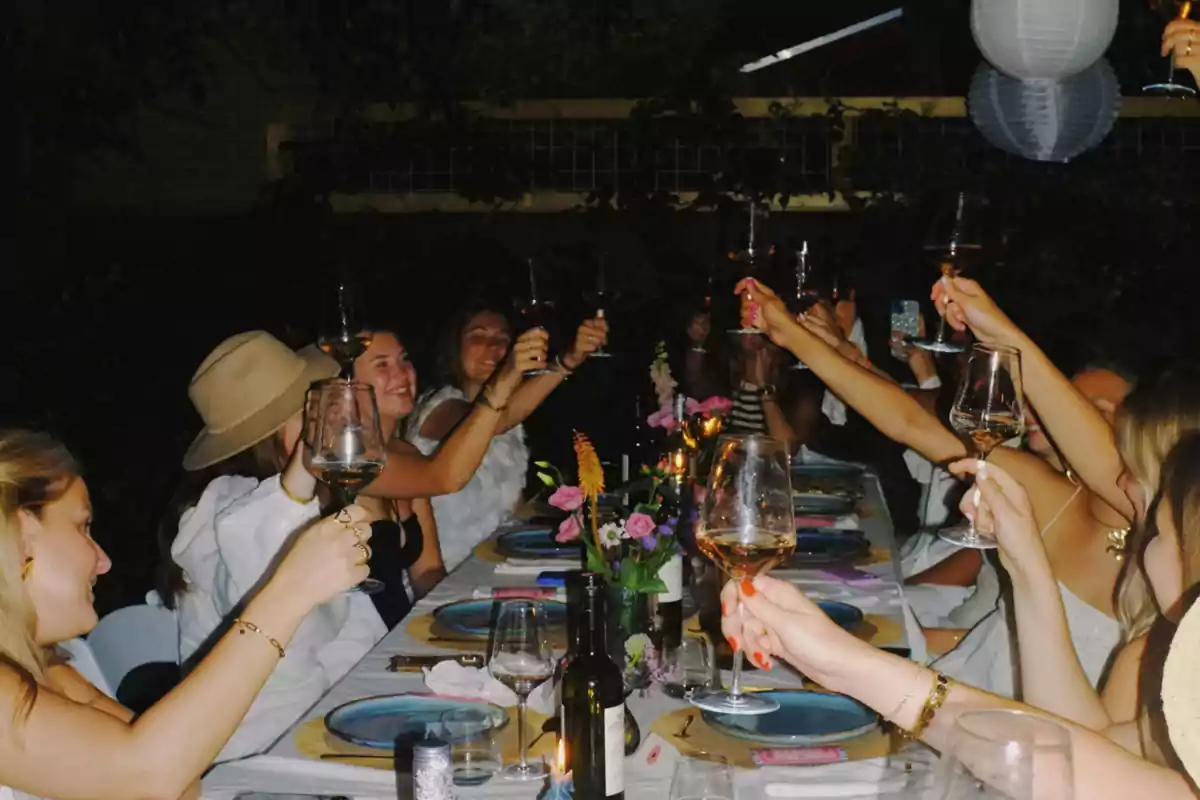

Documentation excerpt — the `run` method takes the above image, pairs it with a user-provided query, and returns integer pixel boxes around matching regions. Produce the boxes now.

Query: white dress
[171,474,386,762]
[0,787,38,800]
[407,385,529,572]
[931,581,1121,698]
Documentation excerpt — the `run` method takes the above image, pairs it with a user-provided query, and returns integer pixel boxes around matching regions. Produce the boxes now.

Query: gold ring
[1188,43,1194,56]
[354,542,372,564]
[353,524,366,545]
[335,508,354,525]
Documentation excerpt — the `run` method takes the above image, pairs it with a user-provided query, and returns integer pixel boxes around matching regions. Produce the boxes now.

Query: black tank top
[367,513,424,629]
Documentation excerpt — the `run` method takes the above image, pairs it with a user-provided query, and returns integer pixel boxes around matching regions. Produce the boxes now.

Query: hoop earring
[21,558,33,581]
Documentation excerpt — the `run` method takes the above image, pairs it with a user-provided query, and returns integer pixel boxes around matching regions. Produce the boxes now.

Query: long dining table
[203,471,930,799]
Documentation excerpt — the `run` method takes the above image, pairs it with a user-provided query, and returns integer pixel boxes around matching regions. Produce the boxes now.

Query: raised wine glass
[318,280,373,378]
[728,201,767,336]
[689,262,716,355]
[787,241,821,371]
[489,600,556,781]
[939,343,1026,549]
[582,255,615,358]
[515,258,555,376]
[914,192,982,355]
[308,379,389,593]
[690,434,795,715]
[1145,0,1197,97]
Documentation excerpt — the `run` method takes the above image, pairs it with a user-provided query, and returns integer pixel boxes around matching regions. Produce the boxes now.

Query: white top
[931,581,1121,698]
[407,385,529,572]
[171,474,386,762]
[0,787,38,800]
[821,318,868,426]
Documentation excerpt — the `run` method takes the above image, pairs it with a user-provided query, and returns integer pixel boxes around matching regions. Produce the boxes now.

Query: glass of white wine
[690,434,794,716]
[939,343,1026,549]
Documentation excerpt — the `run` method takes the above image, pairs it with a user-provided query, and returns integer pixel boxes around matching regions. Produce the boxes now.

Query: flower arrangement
[644,341,732,433]
[535,432,681,595]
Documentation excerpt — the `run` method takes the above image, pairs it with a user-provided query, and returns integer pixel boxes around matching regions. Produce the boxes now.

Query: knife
[387,654,485,672]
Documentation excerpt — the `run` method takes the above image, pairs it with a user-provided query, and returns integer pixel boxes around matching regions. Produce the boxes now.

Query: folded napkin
[422,661,519,706]
[472,586,566,601]
[494,559,569,576]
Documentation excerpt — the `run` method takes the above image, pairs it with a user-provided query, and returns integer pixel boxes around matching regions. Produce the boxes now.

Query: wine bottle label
[604,703,624,796]
[657,553,683,602]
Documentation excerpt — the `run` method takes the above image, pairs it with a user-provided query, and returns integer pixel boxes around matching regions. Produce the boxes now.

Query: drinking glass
[939,344,1026,549]
[690,434,794,715]
[728,201,767,336]
[582,256,615,358]
[308,379,389,593]
[669,755,735,800]
[660,632,716,699]
[931,710,1074,799]
[489,600,556,780]
[787,241,820,371]
[914,192,982,355]
[440,708,502,787]
[515,258,556,376]
[1145,0,1197,97]
[318,280,373,378]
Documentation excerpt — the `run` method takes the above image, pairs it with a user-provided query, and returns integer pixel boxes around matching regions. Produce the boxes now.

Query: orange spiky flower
[573,430,606,552]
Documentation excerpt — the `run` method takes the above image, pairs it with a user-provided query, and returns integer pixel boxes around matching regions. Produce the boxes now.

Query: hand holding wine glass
[582,257,617,358]
[933,276,1022,349]
[489,600,556,781]
[562,316,609,369]
[948,458,1053,578]
[1163,16,1200,83]
[1148,1,1198,96]
[492,328,550,395]
[271,504,375,607]
[733,278,801,349]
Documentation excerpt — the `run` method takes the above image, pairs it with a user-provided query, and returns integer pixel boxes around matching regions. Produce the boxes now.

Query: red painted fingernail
[753,651,770,669]
[740,577,756,597]
[726,635,739,652]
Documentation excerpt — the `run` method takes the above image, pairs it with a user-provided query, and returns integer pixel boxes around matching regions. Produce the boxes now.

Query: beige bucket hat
[182,332,340,471]
[1163,597,1200,782]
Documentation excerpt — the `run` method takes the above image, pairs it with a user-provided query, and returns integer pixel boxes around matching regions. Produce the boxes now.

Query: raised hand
[733,278,799,348]
[931,276,1021,348]
[799,300,848,349]
[495,328,550,392]
[1164,19,1200,84]
[564,315,609,368]
[948,458,1050,577]
[273,505,373,606]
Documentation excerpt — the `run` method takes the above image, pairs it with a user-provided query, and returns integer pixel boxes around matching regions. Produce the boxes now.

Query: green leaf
[641,577,668,594]
[535,472,557,488]
[533,460,552,468]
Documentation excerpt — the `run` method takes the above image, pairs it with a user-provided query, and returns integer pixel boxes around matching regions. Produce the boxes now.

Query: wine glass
[690,434,795,715]
[727,200,767,336]
[939,344,1026,549]
[787,241,820,371]
[669,755,734,800]
[583,256,615,358]
[318,280,373,378]
[308,379,389,593]
[1145,0,1198,97]
[660,632,716,700]
[489,600,556,780]
[931,710,1074,799]
[691,262,717,355]
[914,192,982,355]
[515,258,556,376]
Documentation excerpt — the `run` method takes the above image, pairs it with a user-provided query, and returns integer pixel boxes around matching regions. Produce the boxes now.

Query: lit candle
[539,739,574,800]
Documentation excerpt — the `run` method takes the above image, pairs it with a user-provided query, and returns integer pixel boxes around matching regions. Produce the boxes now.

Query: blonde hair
[0,430,81,723]
[1114,367,1200,641]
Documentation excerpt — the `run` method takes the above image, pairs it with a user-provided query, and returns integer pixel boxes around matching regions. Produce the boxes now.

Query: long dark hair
[156,436,288,609]
[430,301,514,395]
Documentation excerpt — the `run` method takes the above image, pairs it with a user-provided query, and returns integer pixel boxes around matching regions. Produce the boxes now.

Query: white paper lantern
[968,58,1120,163]
[971,0,1119,81]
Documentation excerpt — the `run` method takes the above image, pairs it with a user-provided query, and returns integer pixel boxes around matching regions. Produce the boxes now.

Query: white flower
[599,521,624,547]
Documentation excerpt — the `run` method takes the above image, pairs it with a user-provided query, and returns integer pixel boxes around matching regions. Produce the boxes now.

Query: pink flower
[699,396,733,416]
[556,514,581,543]
[646,405,677,431]
[624,512,656,540]
[684,397,702,416]
[548,485,585,511]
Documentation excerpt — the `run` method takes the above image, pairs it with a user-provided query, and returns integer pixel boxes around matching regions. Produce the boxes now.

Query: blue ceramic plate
[495,528,581,560]
[703,690,878,746]
[325,693,509,750]
[815,600,865,630]
[791,463,866,482]
[783,531,870,566]
[432,599,568,638]
[792,493,858,516]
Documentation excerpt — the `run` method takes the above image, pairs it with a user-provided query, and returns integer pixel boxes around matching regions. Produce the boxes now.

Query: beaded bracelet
[904,672,950,740]
[233,618,286,659]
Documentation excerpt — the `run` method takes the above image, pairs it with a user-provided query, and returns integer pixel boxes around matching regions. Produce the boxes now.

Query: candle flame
[556,737,566,773]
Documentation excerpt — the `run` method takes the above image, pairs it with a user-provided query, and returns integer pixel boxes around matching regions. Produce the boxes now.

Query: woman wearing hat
[0,429,372,800]
[160,331,388,762]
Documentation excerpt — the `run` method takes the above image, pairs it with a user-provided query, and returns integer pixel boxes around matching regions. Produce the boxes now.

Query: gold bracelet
[233,618,286,659]
[279,479,312,506]
[903,672,950,740]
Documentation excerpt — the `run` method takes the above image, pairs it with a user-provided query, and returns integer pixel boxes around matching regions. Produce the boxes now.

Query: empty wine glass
[440,708,502,787]
[690,434,794,715]
[914,192,982,355]
[489,600,556,780]
[939,344,1026,550]
[660,632,716,699]
[583,255,616,358]
[931,710,1074,799]
[308,379,389,593]
[318,280,373,378]
[1145,0,1198,97]
[515,258,556,376]
[669,755,734,800]
[787,241,820,371]
[728,201,767,336]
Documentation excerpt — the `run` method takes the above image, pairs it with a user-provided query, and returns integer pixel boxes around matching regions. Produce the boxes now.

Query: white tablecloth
[204,475,929,799]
